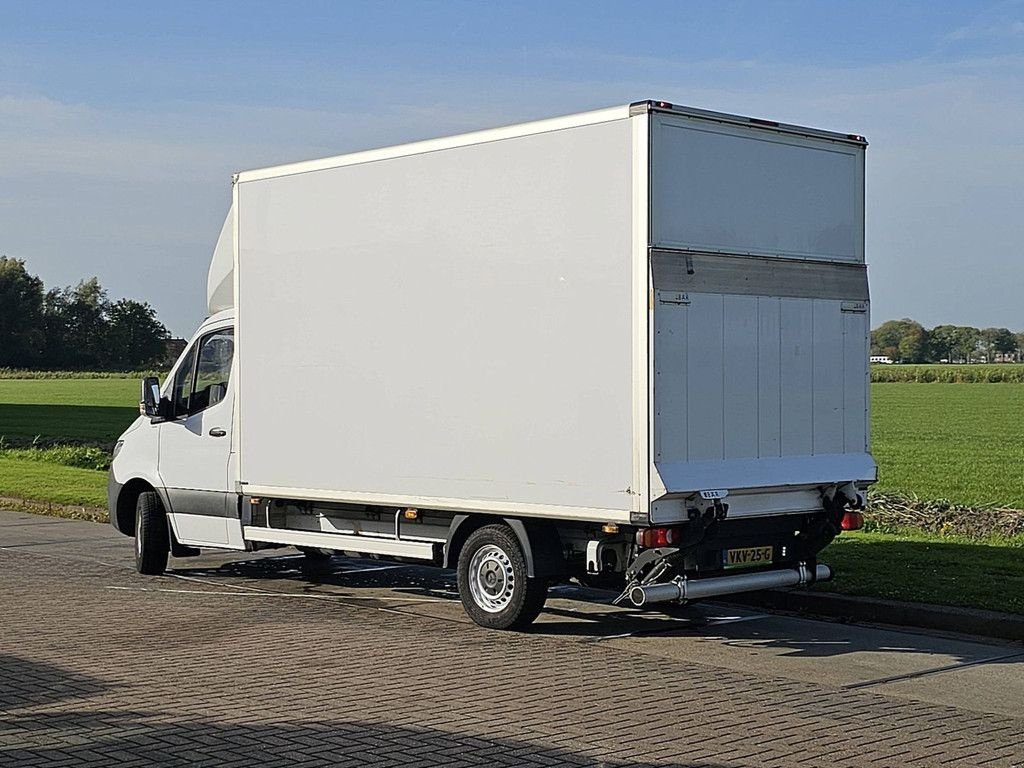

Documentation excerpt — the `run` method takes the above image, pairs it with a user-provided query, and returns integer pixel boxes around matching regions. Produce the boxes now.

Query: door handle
[209,428,227,437]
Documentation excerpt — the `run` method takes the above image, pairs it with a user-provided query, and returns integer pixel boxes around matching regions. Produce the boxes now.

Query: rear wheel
[457,524,547,630]
[135,491,169,575]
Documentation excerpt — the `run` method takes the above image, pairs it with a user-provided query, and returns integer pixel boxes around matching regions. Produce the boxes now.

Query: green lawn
[0,456,107,507]
[0,378,139,445]
[0,378,137,507]
[0,378,140,406]
[819,529,1024,615]
[871,383,1024,508]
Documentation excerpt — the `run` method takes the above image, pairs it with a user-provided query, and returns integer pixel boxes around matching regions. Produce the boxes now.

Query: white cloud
[946,19,1024,40]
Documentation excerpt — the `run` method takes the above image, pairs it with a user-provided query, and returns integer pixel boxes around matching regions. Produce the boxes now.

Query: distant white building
[870,355,894,364]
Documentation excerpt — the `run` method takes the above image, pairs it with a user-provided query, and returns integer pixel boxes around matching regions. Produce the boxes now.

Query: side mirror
[140,376,165,421]
[208,382,227,406]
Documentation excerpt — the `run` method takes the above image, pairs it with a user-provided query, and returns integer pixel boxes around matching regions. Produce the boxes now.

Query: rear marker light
[841,511,864,531]
[636,527,680,548]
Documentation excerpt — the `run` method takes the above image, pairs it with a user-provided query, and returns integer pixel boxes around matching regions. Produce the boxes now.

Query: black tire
[456,524,548,630]
[297,546,332,561]
[135,491,169,575]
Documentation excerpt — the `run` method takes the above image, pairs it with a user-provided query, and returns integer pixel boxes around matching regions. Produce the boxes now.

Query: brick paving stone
[2,549,1023,768]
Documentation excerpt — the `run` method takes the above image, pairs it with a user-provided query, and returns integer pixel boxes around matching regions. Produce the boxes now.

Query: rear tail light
[840,511,864,531]
[636,527,681,548]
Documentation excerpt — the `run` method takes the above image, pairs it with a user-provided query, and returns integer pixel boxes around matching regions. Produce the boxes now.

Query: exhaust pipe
[629,563,833,607]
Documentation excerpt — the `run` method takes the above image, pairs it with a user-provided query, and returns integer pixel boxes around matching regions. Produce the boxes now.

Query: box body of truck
[110,101,875,628]
[233,101,873,521]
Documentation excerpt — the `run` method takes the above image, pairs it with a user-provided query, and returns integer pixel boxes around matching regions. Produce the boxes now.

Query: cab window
[170,344,198,416]
[170,328,234,417]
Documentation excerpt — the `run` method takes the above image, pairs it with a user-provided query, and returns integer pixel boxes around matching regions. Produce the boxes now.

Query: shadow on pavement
[0,654,114,709]
[0,707,730,768]
[167,553,1022,666]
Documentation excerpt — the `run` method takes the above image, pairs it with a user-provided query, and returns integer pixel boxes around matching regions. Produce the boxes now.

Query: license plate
[723,545,774,569]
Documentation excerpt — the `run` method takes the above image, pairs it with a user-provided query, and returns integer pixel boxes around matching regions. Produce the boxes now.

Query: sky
[1,0,1022,337]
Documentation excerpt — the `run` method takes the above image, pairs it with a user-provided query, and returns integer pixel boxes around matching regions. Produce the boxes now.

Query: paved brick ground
[2,534,1023,766]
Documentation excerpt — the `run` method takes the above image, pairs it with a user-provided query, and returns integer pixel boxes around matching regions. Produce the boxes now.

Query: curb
[0,495,106,524]
[724,589,1024,644]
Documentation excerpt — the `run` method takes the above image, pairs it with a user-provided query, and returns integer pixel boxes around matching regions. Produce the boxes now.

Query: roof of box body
[234,100,866,184]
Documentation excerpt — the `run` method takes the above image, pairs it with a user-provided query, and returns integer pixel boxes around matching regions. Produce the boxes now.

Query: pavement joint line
[842,649,1024,690]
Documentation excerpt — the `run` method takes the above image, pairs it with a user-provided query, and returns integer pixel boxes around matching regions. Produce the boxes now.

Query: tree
[105,299,170,368]
[41,278,109,369]
[0,256,45,367]
[951,326,980,364]
[981,328,1017,362]
[872,319,928,362]
[897,325,930,363]
[929,324,959,363]
[1016,332,1024,363]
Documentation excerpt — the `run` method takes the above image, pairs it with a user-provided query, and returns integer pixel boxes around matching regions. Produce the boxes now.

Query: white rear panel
[236,117,636,520]
[651,286,874,521]
[647,110,871,521]
[650,113,864,262]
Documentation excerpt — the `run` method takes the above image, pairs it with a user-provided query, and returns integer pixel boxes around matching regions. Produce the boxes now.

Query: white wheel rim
[468,544,515,613]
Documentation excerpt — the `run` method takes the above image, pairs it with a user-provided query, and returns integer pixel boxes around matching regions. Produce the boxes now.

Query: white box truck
[109,100,876,629]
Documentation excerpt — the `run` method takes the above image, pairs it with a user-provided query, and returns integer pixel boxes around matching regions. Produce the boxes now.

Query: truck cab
[109,309,244,560]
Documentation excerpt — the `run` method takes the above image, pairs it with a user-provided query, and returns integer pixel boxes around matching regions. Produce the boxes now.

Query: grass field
[0,378,139,445]
[871,383,1024,508]
[0,378,139,508]
[819,529,1024,615]
[0,456,108,507]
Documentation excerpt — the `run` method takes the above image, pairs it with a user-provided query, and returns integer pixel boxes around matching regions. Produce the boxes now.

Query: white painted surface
[631,112,651,516]
[655,454,877,501]
[653,293,874,496]
[167,513,231,549]
[236,118,635,514]
[236,105,632,183]
[241,526,436,559]
[650,113,864,261]
[207,204,234,314]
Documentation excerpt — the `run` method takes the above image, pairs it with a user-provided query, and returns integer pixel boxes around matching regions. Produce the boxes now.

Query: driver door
[159,326,241,548]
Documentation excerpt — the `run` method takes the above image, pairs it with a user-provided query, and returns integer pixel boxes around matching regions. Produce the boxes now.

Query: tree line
[872,319,1024,364]
[0,256,171,370]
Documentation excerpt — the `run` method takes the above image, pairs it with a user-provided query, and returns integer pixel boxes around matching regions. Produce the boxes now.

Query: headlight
[112,440,124,459]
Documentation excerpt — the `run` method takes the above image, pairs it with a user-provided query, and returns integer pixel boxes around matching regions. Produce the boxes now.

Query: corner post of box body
[631,107,652,524]
[231,175,243,485]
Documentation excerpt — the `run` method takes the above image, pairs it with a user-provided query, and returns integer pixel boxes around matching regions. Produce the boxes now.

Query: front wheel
[135,491,169,575]
[456,524,547,630]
